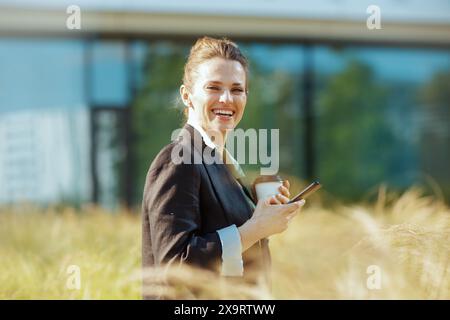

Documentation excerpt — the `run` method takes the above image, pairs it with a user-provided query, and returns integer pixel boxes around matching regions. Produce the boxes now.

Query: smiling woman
[141,36,305,299]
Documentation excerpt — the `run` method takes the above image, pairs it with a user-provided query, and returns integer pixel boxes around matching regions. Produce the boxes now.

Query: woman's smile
[211,108,236,122]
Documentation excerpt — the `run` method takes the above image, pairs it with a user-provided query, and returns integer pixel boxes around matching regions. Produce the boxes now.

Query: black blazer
[141,123,271,297]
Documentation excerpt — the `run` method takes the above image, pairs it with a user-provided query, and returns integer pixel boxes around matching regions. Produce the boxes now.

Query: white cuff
[216,224,244,276]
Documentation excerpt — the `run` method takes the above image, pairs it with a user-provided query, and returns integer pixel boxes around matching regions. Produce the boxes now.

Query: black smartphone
[288,181,321,203]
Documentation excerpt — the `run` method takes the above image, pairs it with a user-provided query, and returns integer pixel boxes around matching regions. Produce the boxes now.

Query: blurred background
[0,0,449,210]
[0,0,449,300]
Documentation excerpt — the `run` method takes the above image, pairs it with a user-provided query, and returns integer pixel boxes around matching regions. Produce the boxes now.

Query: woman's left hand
[268,180,291,205]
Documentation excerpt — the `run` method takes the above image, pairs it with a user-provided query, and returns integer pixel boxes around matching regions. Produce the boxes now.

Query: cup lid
[253,175,283,184]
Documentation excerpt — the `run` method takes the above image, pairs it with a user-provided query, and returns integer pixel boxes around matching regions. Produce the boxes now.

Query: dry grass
[0,187,449,299]
[0,205,140,299]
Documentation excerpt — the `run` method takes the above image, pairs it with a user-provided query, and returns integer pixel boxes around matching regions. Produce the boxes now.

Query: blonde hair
[182,36,249,119]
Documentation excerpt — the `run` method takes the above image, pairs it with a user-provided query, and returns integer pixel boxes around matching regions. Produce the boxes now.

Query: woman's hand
[237,192,306,252]
[268,180,291,205]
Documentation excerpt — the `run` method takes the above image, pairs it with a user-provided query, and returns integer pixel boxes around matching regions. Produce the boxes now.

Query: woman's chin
[209,120,235,132]
[217,124,235,134]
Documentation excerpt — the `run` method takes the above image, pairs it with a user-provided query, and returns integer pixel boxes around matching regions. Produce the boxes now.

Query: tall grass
[0,187,448,299]
[0,205,141,299]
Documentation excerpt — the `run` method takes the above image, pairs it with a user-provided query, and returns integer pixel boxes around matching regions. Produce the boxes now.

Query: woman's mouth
[211,109,235,121]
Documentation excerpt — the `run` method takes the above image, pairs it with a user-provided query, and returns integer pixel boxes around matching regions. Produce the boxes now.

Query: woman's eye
[206,86,219,90]
[232,88,244,93]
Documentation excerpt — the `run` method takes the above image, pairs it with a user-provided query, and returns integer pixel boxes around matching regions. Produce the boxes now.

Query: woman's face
[181,57,247,138]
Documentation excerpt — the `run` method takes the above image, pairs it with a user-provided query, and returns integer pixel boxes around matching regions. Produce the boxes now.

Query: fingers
[282,199,305,215]
[268,193,290,205]
[267,197,305,209]
[286,203,300,225]
[265,193,306,211]
[262,197,273,206]
[268,195,282,205]
[262,195,278,205]
[278,184,290,199]
[275,193,290,204]
[276,180,290,204]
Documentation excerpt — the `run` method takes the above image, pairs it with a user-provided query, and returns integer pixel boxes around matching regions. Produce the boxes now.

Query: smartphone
[288,181,321,203]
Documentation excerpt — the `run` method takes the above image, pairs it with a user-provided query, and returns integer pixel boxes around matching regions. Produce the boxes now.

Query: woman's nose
[219,90,232,103]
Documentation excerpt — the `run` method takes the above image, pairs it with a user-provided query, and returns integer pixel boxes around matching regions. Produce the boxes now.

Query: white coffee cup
[252,175,283,202]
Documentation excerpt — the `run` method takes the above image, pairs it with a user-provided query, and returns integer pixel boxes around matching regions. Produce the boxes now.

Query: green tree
[316,60,398,200]
[419,71,450,200]
[130,42,188,205]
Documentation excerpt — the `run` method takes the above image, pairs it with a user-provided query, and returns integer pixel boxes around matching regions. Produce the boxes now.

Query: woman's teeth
[212,109,234,117]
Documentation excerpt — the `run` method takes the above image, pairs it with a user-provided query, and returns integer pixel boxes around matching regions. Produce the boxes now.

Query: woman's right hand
[253,197,305,237]
[237,197,306,252]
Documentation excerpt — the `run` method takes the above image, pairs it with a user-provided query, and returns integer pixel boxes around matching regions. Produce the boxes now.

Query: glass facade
[239,44,305,181]
[314,46,450,200]
[90,41,130,107]
[0,37,449,207]
[0,39,90,205]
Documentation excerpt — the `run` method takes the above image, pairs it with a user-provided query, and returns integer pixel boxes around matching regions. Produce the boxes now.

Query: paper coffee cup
[252,175,283,202]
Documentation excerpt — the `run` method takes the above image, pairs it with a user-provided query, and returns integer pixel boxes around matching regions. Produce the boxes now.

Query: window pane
[0,38,84,111]
[91,41,129,107]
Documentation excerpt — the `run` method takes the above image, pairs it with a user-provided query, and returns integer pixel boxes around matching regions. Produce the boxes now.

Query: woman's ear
[179,85,192,108]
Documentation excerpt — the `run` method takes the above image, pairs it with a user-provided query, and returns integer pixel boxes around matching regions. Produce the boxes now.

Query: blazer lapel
[181,124,254,225]
[236,178,256,205]
[203,151,254,225]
